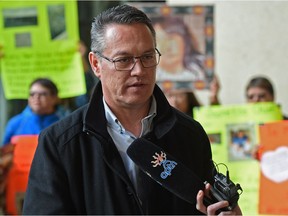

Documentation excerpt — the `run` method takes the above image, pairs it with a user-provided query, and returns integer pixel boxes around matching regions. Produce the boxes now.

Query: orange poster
[258,120,288,215]
[5,135,38,215]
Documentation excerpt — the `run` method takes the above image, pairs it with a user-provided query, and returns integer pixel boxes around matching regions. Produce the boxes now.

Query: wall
[168,0,288,116]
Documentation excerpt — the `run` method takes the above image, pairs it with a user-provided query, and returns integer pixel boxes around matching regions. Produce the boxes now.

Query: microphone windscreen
[127,137,205,204]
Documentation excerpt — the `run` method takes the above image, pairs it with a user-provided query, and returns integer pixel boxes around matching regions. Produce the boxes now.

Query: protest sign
[194,102,282,215]
[0,0,86,99]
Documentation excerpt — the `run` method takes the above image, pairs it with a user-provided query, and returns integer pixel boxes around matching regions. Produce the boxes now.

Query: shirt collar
[103,96,157,136]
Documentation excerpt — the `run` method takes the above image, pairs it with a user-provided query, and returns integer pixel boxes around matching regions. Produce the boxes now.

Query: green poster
[0,0,86,99]
[194,102,283,215]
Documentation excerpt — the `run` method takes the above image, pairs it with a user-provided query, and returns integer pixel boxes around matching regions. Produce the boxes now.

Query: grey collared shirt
[103,96,157,189]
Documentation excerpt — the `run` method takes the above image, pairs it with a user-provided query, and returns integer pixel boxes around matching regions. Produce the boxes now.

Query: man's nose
[130,58,144,73]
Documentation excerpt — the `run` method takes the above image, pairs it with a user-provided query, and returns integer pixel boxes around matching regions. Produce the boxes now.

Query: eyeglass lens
[114,52,160,71]
[29,92,50,97]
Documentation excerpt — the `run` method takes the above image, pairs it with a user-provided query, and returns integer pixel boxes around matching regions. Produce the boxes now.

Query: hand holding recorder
[127,137,243,215]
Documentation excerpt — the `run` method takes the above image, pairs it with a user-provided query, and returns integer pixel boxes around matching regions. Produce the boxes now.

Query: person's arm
[0,143,14,209]
[78,40,90,73]
[209,74,220,105]
[2,118,18,146]
[22,130,72,214]
[0,44,3,58]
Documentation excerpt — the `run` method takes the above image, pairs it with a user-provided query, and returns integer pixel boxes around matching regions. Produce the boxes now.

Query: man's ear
[89,52,101,78]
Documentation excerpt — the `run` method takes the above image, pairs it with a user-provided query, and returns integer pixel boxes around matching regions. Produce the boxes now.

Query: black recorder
[127,137,243,213]
[204,163,243,212]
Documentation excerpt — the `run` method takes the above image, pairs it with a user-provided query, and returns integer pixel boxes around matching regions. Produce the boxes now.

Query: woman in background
[246,76,288,160]
[246,76,287,119]
[165,75,220,117]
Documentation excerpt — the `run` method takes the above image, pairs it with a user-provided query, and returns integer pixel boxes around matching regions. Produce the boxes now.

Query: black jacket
[23,83,214,215]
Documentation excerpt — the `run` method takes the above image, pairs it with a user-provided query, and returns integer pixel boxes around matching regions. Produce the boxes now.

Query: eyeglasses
[29,91,51,98]
[95,48,161,71]
[246,93,269,101]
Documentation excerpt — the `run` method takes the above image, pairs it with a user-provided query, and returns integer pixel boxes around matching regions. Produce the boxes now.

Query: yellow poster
[0,0,86,99]
[194,102,283,215]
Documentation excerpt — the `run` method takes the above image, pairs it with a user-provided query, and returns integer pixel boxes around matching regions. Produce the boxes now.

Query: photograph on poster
[48,4,67,40]
[3,7,38,28]
[226,123,256,161]
[15,33,31,47]
[132,3,214,91]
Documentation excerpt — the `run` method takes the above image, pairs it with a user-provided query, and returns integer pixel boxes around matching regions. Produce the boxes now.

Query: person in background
[60,41,99,110]
[165,75,220,117]
[74,40,99,108]
[23,5,241,215]
[246,76,287,160]
[246,75,288,119]
[1,78,69,146]
[165,90,201,116]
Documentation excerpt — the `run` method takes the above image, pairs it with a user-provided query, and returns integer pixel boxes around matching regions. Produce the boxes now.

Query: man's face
[89,23,157,111]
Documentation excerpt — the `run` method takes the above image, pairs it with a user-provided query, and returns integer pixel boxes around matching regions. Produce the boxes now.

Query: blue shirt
[2,105,67,146]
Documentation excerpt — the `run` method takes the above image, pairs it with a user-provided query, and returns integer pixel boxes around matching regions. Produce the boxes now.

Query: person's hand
[78,40,87,57]
[0,143,15,210]
[252,144,263,161]
[209,74,220,105]
[78,40,90,72]
[0,44,4,59]
[196,183,242,215]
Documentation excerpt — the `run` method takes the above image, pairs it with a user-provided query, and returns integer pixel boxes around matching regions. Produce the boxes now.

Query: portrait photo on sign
[131,3,214,91]
[226,123,256,161]
[48,4,67,40]
[3,7,38,28]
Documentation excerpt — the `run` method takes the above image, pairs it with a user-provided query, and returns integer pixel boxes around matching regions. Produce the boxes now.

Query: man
[23,4,242,215]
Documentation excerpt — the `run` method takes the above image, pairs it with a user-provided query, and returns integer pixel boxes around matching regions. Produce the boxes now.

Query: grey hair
[90,4,156,53]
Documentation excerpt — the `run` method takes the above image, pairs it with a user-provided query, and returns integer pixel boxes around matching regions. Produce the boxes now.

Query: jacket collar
[83,82,177,139]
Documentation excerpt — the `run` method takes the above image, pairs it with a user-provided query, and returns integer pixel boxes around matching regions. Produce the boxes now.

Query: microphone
[127,137,208,205]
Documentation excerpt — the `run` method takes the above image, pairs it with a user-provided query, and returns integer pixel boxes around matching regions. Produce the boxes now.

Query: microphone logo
[151,151,177,179]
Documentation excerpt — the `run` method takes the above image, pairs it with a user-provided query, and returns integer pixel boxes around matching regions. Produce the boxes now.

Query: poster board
[0,0,86,99]
[193,102,283,215]
[258,120,288,215]
[6,135,38,215]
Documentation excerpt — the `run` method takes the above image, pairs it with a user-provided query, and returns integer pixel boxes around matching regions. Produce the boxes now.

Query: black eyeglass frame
[94,48,161,71]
